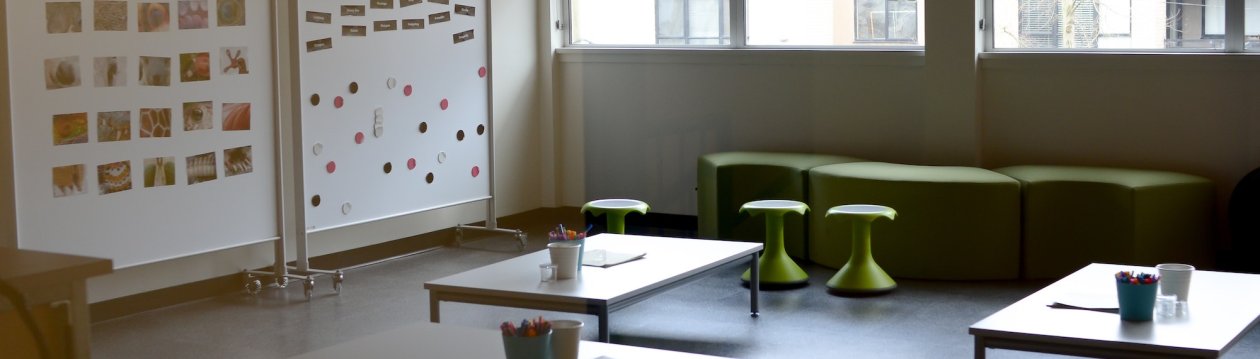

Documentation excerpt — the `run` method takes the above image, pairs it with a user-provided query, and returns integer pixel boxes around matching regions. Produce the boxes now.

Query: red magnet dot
[440,99,449,110]
[334,96,344,108]
[355,132,365,144]
[478,67,487,78]
[326,161,336,174]
[471,166,480,178]
[403,85,413,96]
[407,158,417,170]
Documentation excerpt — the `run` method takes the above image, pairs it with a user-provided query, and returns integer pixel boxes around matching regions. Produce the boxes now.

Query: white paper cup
[548,242,581,279]
[1156,263,1194,301]
[550,320,583,359]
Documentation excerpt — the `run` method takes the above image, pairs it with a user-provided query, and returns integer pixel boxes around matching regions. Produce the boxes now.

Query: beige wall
[555,3,1259,256]
[0,1,541,302]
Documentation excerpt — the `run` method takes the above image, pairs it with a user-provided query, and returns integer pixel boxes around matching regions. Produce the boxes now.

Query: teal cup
[1116,282,1157,321]
[502,330,553,359]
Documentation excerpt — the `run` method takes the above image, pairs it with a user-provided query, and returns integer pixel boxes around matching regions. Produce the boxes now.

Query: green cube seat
[994,165,1214,279]
[808,162,1022,280]
[698,152,866,260]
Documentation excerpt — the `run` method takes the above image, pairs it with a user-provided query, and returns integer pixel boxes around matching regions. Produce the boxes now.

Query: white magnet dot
[373,126,384,138]
[312,143,323,156]
[386,78,397,89]
[437,152,447,164]
[341,202,352,215]
[375,108,384,118]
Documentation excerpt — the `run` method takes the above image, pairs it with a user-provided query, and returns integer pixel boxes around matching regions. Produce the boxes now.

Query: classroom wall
[0,1,543,303]
[554,4,1260,254]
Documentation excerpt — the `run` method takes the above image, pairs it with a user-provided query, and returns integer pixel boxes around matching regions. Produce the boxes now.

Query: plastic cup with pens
[1115,271,1159,322]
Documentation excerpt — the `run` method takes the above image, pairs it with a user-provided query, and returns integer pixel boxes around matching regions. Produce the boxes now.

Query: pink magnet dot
[407,158,417,170]
[471,166,480,178]
[440,99,449,110]
[403,85,413,96]
[334,96,344,108]
[326,161,336,174]
[354,132,365,144]
[478,67,487,78]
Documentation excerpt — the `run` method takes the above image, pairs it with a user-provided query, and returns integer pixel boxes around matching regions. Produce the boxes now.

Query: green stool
[825,204,897,296]
[581,199,649,234]
[739,200,810,286]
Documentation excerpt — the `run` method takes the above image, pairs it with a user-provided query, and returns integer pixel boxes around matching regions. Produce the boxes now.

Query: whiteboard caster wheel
[275,276,289,288]
[333,272,344,293]
[245,279,262,295]
[304,279,315,299]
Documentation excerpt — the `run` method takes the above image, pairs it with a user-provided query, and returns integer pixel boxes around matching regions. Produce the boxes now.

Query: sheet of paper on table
[582,249,645,268]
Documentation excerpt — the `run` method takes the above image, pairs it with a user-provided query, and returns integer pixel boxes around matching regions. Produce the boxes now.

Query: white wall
[0,1,541,302]
[555,3,1260,242]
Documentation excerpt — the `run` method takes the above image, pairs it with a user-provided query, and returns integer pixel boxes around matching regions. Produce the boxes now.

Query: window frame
[563,0,926,50]
[854,0,921,44]
[983,0,1253,52]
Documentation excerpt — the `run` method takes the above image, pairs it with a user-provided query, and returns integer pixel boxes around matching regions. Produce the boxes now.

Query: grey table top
[970,263,1260,357]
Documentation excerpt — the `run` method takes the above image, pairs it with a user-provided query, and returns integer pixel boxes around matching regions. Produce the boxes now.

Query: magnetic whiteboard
[296,0,490,232]
[6,0,279,268]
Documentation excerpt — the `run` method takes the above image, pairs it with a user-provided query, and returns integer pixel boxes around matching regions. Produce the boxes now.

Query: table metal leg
[598,308,610,342]
[429,294,441,323]
[750,251,760,317]
[974,336,986,359]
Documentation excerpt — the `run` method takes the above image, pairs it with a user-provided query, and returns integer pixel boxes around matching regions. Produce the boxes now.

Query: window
[991,0,1258,51]
[568,0,926,48]
[855,0,919,43]
[1248,0,1260,49]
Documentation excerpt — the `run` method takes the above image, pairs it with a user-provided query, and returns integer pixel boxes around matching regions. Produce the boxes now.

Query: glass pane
[1248,0,1260,50]
[570,0,727,46]
[658,0,685,38]
[747,0,924,46]
[992,0,1225,50]
[570,0,658,45]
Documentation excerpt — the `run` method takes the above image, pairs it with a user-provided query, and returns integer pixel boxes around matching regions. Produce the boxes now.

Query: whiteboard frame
[3,0,284,268]
[286,0,499,272]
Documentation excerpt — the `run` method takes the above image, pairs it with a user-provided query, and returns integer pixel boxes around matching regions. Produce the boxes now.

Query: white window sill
[555,47,925,67]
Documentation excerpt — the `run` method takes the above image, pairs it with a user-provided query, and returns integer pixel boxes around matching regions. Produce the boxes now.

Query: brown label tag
[400,0,423,7]
[370,0,394,9]
[402,19,425,30]
[454,5,475,16]
[341,5,366,16]
[429,0,449,4]
[374,20,397,32]
[342,25,367,36]
[429,11,451,24]
[453,29,474,44]
[306,11,332,24]
[306,38,333,52]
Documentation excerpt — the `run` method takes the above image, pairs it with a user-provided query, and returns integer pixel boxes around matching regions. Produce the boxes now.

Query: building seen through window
[994,0,1260,50]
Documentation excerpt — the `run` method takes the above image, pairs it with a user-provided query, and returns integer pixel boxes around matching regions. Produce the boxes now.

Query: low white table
[424,234,763,342]
[970,263,1260,358]
[289,322,729,359]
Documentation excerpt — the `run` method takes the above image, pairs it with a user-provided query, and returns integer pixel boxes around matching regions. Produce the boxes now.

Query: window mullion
[730,0,747,48]
[1226,0,1245,51]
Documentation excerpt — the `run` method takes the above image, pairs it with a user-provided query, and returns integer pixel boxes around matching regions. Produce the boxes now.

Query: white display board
[296,0,490,232]
[6,0,278,268]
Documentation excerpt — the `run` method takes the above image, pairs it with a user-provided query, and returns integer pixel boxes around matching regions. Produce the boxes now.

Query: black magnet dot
[311,195,321,207]
[477,124,485,135]
[383,162,393,174]
[310,94,321,106]
[425,173,435,184]
[456,130,465,141]
[419,122,428,133]
[349,82,359,94]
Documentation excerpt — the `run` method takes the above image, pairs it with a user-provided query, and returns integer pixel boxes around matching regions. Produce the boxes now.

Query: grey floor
[92,217,1260,358]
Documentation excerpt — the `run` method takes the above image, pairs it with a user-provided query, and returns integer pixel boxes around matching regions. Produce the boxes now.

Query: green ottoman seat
[808,162,1022,280]
[739,200,811,286]
[698,152,866,260]
[582,199,650,234]
[994,165,1214,279]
